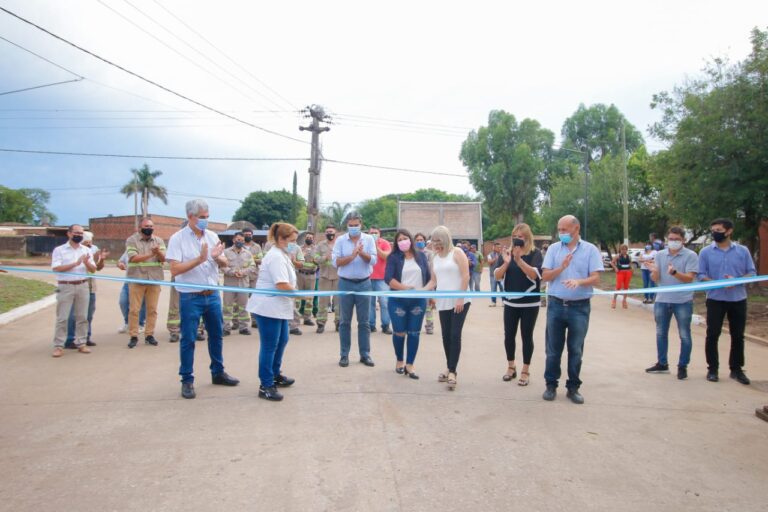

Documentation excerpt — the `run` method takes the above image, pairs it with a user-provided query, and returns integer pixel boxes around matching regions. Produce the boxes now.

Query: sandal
[447,372,457,391]
[611,299,616,309]
[622,301,628,309]
[502,365,517,382]
[438,372,449,383]
[518,371,530,386]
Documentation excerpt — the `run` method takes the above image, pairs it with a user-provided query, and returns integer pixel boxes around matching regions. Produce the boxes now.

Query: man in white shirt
[51,224,97,357]
[166,199,240,399]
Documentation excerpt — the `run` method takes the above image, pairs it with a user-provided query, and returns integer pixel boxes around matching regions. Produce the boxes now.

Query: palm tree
[323,201,352,228]
[120,163,169,218]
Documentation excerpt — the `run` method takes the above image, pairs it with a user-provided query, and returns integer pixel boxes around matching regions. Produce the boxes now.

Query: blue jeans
[178,292,225,383]
[641,269,656,301]
[369,279,390,329]
[119,282,146,326]
[338,278,372,358]
[470,271,482,292]
[255,315,290,388]
[654,301,693,367]
[490,272,503,303]
[388,297,427,365]
[544,298,591,390]
[66,292,95,343]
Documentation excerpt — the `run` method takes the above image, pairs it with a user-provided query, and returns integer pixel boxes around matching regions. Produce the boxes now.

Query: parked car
[628,249,643,268]
[601,251,612,268]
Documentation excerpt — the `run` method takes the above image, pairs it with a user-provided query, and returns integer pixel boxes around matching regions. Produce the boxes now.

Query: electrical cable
[0,78,83,96]
[0,147,308,161]
[323,158,467,178]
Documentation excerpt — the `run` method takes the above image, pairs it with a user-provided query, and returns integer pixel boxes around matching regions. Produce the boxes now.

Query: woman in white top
[425,225,471,390]
[246,222,299,402]
[640,244,657,304]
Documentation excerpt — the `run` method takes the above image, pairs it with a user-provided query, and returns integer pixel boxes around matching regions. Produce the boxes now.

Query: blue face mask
[196,218,209,231]
[348,226,361,237]
[372,233,379,241]
[415,241,426,250]
[559,233,572,244]
[286,242,298,254]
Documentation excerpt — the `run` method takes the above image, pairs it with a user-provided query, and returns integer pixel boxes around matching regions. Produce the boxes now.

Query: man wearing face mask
[222,232,253,336]
[332,211,378,367]
[64,231,107,349]
[645,226,699,380]
[312,224,340,334]
[541,215,603,404]
[295,233,318,327]
[50,224,98,357]
[166,199,239,399]
[125,218,166,349]
[698,218,756,385]
[368,226,393,335]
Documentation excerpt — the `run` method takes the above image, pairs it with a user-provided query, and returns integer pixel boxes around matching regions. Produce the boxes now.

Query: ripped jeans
[387,297,427,365]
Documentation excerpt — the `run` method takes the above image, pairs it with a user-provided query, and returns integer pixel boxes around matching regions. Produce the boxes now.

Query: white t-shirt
[246,246,297,320]
[640,250,657,264]
[401,257,424,289]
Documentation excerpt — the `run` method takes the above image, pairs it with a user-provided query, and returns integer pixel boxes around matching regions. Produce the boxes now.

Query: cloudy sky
[1,0,766,226]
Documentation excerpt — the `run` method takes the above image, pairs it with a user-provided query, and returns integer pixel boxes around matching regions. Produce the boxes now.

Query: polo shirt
[165,226,223,293]
[653,248,699,304]
[542,239,604,300]
[332,232,377,280]
[697,242,756,302]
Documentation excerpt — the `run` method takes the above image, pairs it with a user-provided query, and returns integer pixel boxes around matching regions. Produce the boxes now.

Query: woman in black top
[493,223,543,386]
[610,244,633,309]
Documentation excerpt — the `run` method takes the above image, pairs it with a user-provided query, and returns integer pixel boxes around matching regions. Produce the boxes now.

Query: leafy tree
[234,190,306,227]
[460,110,554,225]
[398,188,474,202]
[358,197,398,228]
[649,27,768,253]
[560,103,644,163]
[322,201,352,229]
[0,186,57,224]
[119,163,168,218]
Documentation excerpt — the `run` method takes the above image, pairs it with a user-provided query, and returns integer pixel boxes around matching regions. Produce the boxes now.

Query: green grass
[598,269,645,291]
[0,274,57,314]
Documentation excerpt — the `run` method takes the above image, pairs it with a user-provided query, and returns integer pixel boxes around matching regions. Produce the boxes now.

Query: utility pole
[621,120,629,246]
[133,170,138,231]
[582,145,590,242]
[299,105,331,234]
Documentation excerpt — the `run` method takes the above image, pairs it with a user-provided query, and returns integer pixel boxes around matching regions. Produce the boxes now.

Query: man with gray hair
[541,215,603,404]
[332,211,378,367]
[166,199,240,399]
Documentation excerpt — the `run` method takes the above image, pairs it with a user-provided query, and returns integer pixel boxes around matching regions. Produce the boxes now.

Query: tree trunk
[142,189,148,218]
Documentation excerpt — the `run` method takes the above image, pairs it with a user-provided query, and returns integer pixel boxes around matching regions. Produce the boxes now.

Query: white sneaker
[118,324,128,333]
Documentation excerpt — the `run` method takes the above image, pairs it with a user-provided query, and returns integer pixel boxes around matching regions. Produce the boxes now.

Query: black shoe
[238,328,252,335]
[707,370,719,382]
[645,362,669,374]
[212,372,240,386]
[677,366,688,380]
[566,388,585,404]
[395,365,405,375]
[86,340,96,346]
[181,382,196,399]
[543,386,557,401]
[404,367,419,380]
[303,319,315,326]
[369,326,377,333]
[128,336,138,349]
[339,356,349,367]
[169,333,179,343]
[730,370,751,385]
[196,332,205,341]
[223,329,231,337]
[274,374,295,387]
[316,324,325,334]
[145,335,158,346]
[290,328,302,335]
[382,326,393,335]
[64,342,77,349]
[360,356,375,367]
[258,386,283,401]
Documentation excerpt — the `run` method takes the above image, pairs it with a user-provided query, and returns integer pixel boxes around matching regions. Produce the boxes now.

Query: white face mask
[667,240,683,251]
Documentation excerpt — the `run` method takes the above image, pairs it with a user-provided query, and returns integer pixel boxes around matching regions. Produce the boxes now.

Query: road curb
[0,294,57,326]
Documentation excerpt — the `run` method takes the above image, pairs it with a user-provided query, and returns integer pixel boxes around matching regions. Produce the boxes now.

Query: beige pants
[317,277,338,325]
[54,282,89,347]
[295,272,316,320]
[129,283,161,337]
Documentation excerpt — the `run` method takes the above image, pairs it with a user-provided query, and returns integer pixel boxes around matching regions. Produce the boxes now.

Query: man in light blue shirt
[332,211,377,368]
[697,218,756,385]
[645,226,699,380]
[541,215,603,404]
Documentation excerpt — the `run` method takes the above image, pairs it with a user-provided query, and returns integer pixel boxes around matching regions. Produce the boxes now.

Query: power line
[323,158,467,178]
[0,35,83,78]
[333,112,472,131]
[0,147,308,161]
[0,78,83,96]
[0,108,296,113]
[0,6,308,145]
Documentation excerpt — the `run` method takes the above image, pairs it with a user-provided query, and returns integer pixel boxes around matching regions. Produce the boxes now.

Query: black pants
[705,299,747,371]
[503,305,539,365]
[438,303,471,373]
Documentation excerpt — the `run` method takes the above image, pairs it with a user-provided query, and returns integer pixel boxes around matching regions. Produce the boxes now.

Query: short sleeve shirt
[246,246,297,320]
[542,240,604,300]
[165,226,223,293]
[697,242,756,302]
[51,242,95,281]
[654,248,699,304]
[370,238,391,280]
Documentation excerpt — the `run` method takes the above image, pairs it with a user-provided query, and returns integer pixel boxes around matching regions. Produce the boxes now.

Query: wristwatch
[671,269,678,275]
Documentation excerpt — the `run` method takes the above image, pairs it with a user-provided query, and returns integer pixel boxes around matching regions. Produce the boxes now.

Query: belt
[549,296,590,306]
[190,290,215,296]
[299,270,317,275]
[58,280,87,285]
[340,276,370,284]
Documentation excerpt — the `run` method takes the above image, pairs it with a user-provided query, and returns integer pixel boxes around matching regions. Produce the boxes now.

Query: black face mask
[305,238,313,245]
[326,233,335,241]
[244,236,253,242]
[141,228,154,236]
[71,235,83,244]
[234,241,245,248]
[712,231,728,243]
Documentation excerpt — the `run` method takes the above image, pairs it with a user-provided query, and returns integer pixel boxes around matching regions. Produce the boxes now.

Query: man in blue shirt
[541,215,604,404]
[698,218,756,385]
[332,211,377,368]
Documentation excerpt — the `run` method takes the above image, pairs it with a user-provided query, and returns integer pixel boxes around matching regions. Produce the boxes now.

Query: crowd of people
[48,199,759,404]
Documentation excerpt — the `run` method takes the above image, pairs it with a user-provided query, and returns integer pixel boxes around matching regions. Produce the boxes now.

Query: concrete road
[0,268,766,512]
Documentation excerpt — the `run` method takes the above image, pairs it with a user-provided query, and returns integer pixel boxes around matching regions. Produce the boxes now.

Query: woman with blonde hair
[247,222,300,402]
[493,223,543,386]
[425,225,471,390]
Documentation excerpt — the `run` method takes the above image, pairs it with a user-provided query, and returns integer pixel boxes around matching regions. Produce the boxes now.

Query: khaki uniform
[312,239,339,327]
[125,233,165,337]
[243,242,263,287]
[287,246,306,330]
[296,243,318,321]
[222,246,253,331]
